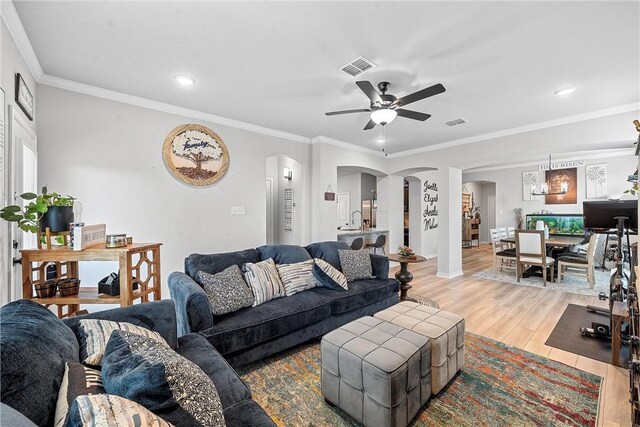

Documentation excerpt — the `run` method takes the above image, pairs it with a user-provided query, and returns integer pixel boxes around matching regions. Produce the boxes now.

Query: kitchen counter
[337,228,389,237]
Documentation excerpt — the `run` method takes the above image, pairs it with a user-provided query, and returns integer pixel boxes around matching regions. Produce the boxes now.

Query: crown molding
[1,0,43,80]
[39,74,310,144]
[311,135,386,157]
[463,147,635,173]
[387,102,640,159]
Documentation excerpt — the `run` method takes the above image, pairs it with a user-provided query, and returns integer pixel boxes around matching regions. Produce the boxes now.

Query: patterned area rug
[472,267,610,297]
[239,333,601,427]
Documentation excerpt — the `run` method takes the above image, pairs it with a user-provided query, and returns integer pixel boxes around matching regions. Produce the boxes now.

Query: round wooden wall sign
[162,124,229,186]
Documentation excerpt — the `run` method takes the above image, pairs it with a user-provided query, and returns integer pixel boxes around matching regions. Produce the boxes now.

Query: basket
[34,280,57,298]
[57,278,81,297]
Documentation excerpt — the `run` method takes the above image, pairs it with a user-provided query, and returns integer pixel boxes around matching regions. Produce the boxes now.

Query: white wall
[275,155,304,245]
[36,85,311,298]
[463,154,636,230]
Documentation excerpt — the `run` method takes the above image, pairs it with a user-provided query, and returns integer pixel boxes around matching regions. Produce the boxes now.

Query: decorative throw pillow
[276,260,318,296]
[337,249,374,281]
[243,258,286,306]
[196,265,254,315]
[54,363,105,427]
[65,394,173,427]
[77,319,167,366]
[313,258,348,291]
[102,330,225,427]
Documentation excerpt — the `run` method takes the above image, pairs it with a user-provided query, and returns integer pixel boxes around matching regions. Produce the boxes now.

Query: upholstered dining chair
[350,237,364,250]
[490,229,516,273]
[515,230,556,287]
[557,234,597,288]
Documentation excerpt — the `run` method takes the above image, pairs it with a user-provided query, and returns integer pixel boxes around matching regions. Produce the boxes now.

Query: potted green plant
[0,187,75,233]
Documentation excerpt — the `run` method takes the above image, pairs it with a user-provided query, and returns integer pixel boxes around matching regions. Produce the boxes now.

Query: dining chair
[365,234,386,255]
[490,228,508,251]
[507,226,516,238]
[350,237,364,250]
[490,229,516,273]
[557,234,597,288]
[499,227,512,248]
[515,230,556,287]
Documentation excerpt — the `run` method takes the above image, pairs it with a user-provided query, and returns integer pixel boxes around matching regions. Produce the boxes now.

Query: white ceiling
[13,1,640,154]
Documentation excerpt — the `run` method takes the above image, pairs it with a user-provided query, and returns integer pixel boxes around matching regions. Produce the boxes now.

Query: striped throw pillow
[314,258,348,290]
[77,319,167,366]
[243,258,286,306]
[277,260,318,296]
[67,394,173,427]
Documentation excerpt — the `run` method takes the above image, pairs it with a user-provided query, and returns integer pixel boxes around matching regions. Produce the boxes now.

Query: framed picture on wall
[585,163,608,198]
[15,73,34,121]
[162,124,229,186]
[522,171,541,201]
[545,167,577,205]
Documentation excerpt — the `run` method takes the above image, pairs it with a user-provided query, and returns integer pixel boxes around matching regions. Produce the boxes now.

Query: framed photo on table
[15,73,34,121]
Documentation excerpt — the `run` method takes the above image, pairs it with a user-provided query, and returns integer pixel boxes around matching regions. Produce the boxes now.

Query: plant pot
[39,206,74,232]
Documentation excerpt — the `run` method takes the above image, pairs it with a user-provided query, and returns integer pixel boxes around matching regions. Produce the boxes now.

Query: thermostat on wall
[231,206,246,215]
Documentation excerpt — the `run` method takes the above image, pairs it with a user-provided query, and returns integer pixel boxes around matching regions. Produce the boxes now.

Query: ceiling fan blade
[394,83,446,108]
[396,109,431,121]
[363,119,376,130]
[325,109,371,116]
[356,81,382,103]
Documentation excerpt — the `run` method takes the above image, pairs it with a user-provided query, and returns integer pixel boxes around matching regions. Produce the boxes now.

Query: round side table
[388,254,427,301]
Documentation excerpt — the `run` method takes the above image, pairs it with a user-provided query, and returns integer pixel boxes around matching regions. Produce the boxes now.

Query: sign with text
[538,160,584,171]
[423,180,438,231]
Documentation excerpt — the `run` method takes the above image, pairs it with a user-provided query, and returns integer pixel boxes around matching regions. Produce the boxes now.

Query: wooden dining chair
[499,227,512,248]
[557,234,597,288]
[515,230,555,287]
[490,229,516,273]
[507,226,516,238]
[490,228,508,251]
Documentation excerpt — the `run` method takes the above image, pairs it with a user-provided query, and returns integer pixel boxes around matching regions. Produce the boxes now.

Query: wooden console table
[21,243,162,318]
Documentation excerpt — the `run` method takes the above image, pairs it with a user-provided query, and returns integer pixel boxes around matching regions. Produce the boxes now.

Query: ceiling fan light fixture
[370,109,397,125]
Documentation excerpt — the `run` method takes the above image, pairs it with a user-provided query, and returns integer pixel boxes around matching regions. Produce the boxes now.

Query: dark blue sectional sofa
[168,241,400,367]
[0,299,275,427]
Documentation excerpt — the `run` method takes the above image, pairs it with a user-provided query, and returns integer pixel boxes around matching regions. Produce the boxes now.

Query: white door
[6,106,37,304]
[336,192,350,229]
[265,179,273,244]
[487,195,497,230]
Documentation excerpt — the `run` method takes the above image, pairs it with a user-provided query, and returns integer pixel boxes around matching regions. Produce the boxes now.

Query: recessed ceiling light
[174,74,195,86]
[554,86,577,96]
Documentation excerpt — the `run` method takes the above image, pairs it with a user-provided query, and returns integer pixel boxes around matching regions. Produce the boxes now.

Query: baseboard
[436,270,464,279]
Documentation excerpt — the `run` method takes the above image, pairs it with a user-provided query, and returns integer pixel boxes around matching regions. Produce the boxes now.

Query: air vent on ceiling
[443,118,467,127]
[339,56,376,78]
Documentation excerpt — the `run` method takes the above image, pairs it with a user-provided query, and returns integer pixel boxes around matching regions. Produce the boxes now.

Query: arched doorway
[462,180,496,244]
[266,155,305,245]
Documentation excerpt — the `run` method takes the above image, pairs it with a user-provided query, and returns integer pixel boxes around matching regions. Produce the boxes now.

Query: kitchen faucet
[351,210,362,229]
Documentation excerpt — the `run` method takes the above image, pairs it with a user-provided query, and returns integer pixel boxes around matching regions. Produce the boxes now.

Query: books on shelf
[70,223,106,250]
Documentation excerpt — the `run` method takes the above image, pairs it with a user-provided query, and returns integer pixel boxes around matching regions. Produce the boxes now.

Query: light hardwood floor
[392,244,630,427]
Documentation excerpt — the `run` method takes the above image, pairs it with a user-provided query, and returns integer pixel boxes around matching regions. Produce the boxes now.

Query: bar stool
[365,234,386,255]
[350,237,364,250]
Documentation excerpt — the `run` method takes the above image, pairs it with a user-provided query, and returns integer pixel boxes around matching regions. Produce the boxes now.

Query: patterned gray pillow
[337,249,374,281]
[197,265,254,315]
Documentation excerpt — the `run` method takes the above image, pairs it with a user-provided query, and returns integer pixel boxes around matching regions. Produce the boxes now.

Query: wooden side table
[388,254,427,301]
[20,243,162,318]
[612,300,629,367]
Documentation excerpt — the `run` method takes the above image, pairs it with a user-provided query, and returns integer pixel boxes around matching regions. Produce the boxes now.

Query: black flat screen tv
[582,199,638,230]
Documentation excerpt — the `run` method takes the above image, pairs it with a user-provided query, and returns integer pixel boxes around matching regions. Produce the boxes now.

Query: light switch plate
[499,209,503,215]
[231,206,246,215]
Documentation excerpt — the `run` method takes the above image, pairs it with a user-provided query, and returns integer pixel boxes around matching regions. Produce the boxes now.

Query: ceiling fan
[325,81,446,130]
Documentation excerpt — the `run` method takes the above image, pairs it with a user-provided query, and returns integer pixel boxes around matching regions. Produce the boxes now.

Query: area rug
[472,267,610,296]
[239,333,601,427]
[546,303,628,365]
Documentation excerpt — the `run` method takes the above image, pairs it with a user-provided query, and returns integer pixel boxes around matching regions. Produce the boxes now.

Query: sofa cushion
[202,291,333,355]
[310,278,399,315]
[313,258,348,291]
[276,260,318,296]
[54,363,105,427]
[222,400,276,427]
[304,241,351,270]
[338,249,375,281]
[257,244,312,264]
[103,330,226,427]
[65,394,172,427]
[77,319,167,366]
[185,249,260,280]
[197,266,254,315]
[0,300,79,427]
[243,258,286,306]
[176,333,252,410]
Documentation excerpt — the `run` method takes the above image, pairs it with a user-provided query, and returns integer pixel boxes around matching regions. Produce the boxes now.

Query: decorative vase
[39,206,74,232]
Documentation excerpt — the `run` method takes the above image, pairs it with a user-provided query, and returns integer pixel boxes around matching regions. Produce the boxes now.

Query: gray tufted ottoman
[374,301,465,394]
[321,316,431,427]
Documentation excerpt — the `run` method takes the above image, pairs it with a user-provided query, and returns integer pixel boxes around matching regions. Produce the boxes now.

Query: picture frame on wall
[522,170,541,201]
[585,163,608,199]
[15,73,34,121]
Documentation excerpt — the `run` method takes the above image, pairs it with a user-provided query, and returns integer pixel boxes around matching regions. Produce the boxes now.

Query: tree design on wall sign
[163,124,229,186]
[522,171,540,201]
[585,164,607,198]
